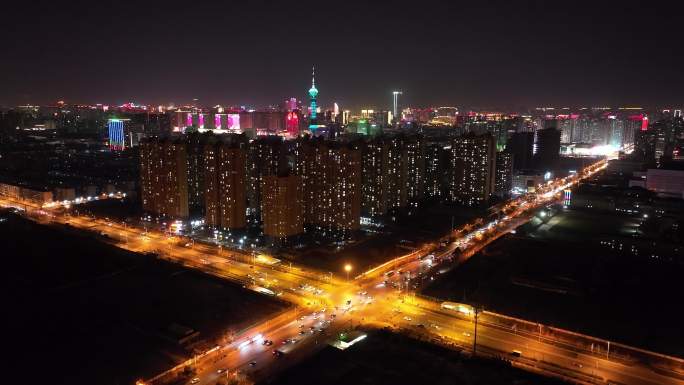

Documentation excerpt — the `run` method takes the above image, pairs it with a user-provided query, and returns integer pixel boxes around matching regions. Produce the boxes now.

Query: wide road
[4,158,683,385]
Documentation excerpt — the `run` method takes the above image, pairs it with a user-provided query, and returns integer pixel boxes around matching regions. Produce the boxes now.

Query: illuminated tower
[308,66,318,127]
[392,91,402,123]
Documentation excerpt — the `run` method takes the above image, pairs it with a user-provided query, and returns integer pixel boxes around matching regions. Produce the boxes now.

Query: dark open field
[1,210,287,385]
[423,208,684,358]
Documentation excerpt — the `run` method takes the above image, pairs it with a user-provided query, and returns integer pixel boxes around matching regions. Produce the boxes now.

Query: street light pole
[538,323,542,342]
[344,264,352,281]
[473,308,479,356]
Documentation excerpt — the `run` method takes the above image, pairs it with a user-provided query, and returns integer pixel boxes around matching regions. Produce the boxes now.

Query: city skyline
[3,2,684,385]
[2,1,683,108]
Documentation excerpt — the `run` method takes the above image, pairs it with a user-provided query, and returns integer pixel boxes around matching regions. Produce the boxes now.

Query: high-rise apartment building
[295,138,361,234]
[359,134,425,216]
[140,137,189,218]
[403,135,425,207]
[261,174,304,238]
[247,136,284,219]
[360,136,390,217]
[385,136,406,210]
[186,132,208,214]
[216,143,247,229]
[448,134,496,206]
[495,150,513,197]
[424,142,447,199]
[204,140,220,227]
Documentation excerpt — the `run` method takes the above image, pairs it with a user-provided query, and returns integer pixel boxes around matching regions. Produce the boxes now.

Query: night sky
[2,0,682,110]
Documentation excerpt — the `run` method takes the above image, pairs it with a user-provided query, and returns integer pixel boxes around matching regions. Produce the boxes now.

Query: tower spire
[308,66,319,125]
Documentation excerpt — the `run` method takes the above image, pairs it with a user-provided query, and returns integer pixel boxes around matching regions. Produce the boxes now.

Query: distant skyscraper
[392,91,402,123]
[509,132,534,170]
[287,97,298,111]
[107,118,127,150]
[286,111,300,137]
[342,110,350,125]
[534,127,561,170]
[558,115,579,143]
[635,128,658,165]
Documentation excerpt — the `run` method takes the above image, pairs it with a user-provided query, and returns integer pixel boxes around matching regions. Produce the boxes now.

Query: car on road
[403,316,412,321]
[217,368,226,374]
[190,378,200,384]
[510,350,522,357]
[249,361,257,367]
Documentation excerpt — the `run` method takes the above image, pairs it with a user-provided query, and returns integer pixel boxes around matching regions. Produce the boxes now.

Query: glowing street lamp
[344,264,352,281]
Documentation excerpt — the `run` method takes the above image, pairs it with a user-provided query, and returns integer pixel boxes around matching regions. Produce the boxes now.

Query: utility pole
[473,308,479,356]
[538,323,542,342]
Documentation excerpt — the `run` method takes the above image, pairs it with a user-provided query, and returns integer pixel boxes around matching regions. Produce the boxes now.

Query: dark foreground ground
[423,208,684,358]
[1,210,287,385]
[259,329,566,385]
